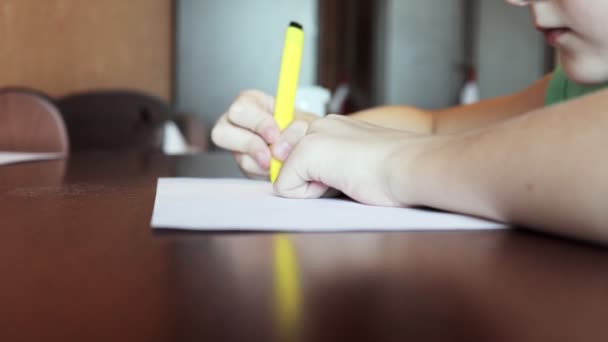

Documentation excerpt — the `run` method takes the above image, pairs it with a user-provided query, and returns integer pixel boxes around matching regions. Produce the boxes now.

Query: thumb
[271,120,309,161]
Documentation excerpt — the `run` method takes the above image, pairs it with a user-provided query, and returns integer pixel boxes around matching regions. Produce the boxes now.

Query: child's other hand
[211,90,316,179]
[272,115,424,207]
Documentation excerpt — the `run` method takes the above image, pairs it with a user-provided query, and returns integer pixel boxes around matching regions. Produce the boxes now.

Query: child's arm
[349,74,551,134]
[273,87,608,243]
[212,75,549,180]
[392,88,608,243]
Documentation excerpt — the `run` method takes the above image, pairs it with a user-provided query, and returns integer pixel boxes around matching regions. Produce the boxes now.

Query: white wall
[373,0,547,108]
[374,0,466,109]
[475,0,546,99]
[177,0,318,125]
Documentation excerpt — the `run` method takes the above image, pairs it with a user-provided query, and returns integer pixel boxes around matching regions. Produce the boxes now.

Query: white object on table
[151,178,507,232]
[296,86,331,117]
[0,152,64,166]
[163,121,190,155]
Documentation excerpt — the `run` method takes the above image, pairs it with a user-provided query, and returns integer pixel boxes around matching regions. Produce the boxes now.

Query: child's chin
[560,53,608,85]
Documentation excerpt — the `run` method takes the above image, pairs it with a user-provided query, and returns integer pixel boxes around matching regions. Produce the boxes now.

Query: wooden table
[1,152,607,341]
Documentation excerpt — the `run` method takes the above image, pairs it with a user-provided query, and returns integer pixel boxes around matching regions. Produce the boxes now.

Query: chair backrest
[0,88,69,153]
[173,114,209,153]
[56,90,171,152]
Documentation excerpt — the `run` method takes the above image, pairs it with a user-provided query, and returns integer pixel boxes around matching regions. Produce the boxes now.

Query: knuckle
[308,115,340,133]
[297,134,318,152]
[210,124,225,146]
[238,89,263,101]
[284,123,308,143]
[308,118,324,133]
[237,89,255,99]
[290,120,309,132]
[227,102,244,122]
[255,115,275,133]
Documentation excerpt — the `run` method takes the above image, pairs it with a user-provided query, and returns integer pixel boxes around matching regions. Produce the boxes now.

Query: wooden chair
[56,90,171,152]
[0,87,69,154]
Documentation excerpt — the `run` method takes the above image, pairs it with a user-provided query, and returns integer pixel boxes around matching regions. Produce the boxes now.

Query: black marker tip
[289,22,303,30]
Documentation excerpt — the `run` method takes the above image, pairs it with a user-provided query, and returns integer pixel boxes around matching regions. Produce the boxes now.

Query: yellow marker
[270,22,304,183]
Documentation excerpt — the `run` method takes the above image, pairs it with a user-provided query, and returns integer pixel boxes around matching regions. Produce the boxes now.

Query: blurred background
[0,0,553,153]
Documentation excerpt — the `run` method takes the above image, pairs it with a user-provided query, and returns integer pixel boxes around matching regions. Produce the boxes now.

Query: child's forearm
[392,89,608,243]
[349,106,434,133]
[347,75,550,135]
[432,75,551,134]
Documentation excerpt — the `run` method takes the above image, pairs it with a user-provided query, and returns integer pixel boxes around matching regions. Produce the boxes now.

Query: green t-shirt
[545,67,608,106]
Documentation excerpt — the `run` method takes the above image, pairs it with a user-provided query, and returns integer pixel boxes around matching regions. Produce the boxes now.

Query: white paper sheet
[151,178,507,232]
[0,152,64,166]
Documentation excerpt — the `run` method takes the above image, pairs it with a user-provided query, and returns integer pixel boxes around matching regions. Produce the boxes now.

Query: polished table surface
[1,151,608,342]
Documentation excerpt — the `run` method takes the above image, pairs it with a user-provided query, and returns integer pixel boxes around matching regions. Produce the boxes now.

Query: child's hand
[211,90,316,179]
[272,114,425,207]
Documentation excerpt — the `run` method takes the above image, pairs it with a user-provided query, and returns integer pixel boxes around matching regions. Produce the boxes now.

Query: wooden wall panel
[0,0,172,100]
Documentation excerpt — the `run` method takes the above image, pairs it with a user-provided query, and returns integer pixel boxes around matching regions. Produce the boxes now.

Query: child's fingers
[274,177,329,199]
[238,89,276,113]
[211,119,271,168]
[226,96,280,144]
[273,136,330,199]
[234,153,270,177]
[272,120,310,161]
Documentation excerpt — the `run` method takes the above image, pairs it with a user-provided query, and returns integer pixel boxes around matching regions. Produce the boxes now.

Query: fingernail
[256,151,270,168]
[262,127,280,143]
[273,141,291,160]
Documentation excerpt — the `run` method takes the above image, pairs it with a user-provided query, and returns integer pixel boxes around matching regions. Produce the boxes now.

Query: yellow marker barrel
[270,22,304,183]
